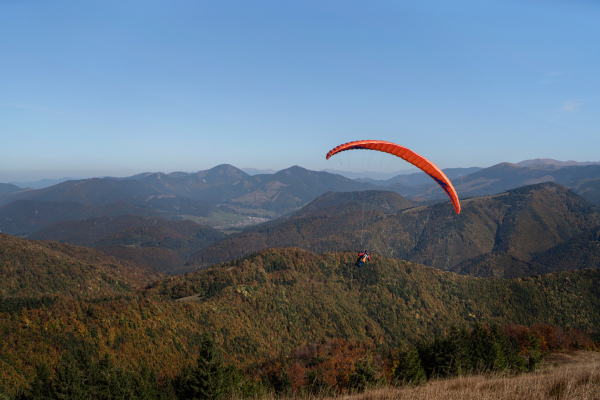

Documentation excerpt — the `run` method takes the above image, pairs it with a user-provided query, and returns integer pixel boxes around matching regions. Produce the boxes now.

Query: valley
[3,160,600,276]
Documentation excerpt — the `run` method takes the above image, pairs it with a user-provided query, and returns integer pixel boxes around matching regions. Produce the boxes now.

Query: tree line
[13,323,597,399]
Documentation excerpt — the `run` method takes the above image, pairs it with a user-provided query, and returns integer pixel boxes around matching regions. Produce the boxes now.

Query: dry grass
[266,351,600,400]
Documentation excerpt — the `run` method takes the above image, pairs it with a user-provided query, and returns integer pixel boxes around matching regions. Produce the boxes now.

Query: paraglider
[326,140,461,214]
[355,250,370,267]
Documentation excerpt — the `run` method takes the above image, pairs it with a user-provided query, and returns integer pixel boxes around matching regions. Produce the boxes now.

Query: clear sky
[1,0,599,182]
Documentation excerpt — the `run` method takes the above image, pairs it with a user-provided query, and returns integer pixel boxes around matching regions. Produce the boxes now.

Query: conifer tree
[392,347,426,386]
[526,332,544,371]
[53,352,87,399]
[134,362,165,400]
[177,333,226,400]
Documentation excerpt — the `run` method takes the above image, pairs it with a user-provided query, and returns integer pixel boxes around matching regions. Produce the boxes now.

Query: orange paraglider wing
[326,140,461,214]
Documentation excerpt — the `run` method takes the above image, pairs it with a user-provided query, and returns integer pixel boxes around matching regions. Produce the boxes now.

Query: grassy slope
[310,351,600,400]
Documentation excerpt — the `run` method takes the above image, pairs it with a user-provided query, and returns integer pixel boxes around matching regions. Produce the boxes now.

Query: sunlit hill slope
[2,243,600,393]
[187,182,600,277]
[0,233,162,298]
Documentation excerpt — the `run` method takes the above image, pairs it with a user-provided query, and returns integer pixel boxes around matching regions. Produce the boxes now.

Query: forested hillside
[2,245,599,396]
[30,216,227,274]
[187,183,600,277]
[0,234,162,298]
[399,162,600,206]
[0,199,166,237]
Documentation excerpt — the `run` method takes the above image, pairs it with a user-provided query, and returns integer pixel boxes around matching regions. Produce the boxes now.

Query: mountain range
[2,159,600,277]
[0,165,371,234]
[186,182,600,277]
[2,158,600,395]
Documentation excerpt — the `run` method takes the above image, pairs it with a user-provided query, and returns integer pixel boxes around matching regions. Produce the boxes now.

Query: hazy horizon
[3,1,599,183]
[5,157,600,189]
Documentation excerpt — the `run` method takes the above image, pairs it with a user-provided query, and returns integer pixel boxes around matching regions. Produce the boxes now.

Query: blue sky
[1,0,599,182]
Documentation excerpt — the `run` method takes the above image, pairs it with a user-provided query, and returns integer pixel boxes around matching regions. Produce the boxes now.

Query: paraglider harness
[355,250,370,267]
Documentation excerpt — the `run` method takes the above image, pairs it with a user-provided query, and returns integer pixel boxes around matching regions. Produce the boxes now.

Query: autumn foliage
[1,243,600,398]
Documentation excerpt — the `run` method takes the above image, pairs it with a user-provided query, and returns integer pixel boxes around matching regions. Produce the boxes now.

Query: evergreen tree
[443,326,470,375]
[53,352,88,399]
[392,347,426,386]
[177,333,226,400]
[417,335,456,378]
[91,354,136,400]
[134,362,165,400]
[468,323,496,372]
[526,332,544,371]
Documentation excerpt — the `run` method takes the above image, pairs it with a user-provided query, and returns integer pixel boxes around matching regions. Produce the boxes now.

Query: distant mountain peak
[204,164,248,176]
[278,165,309,175]
[211,163,240,171]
